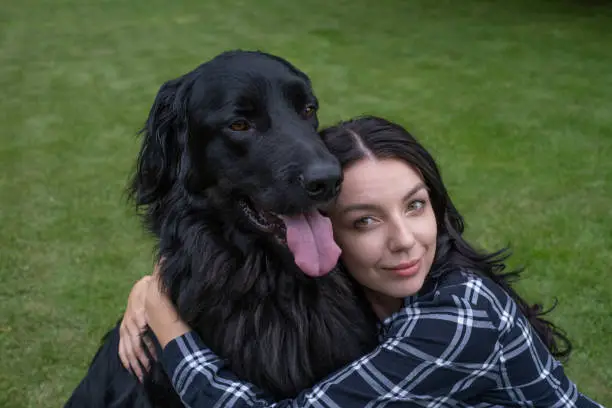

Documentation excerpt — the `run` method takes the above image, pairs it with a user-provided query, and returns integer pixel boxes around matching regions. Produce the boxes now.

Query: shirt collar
[378,275,440,330]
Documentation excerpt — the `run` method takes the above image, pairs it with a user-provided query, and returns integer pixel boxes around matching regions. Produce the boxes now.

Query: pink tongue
[280,211,341,277]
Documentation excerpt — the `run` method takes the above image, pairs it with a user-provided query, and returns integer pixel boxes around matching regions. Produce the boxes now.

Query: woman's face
[327,158,437,315]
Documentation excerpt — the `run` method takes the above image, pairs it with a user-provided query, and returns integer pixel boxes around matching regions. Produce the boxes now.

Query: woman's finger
[122,318,146,381]
[127,344,144,382]
[125,311,151,369]
[118,321,133,372]
[118,336,131,374]
[131,330,151,373]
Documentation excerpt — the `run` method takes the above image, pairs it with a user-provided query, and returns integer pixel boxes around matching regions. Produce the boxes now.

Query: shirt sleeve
[481,282,603,408]
[160,281,604,408]
[161,292,502,407]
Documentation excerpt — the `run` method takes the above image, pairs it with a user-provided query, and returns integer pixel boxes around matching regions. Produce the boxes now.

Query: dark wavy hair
[319,115,572,361]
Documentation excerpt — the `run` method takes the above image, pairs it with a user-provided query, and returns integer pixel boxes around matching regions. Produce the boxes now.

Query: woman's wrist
[144,269,193,349]
[154,318,191,349]
[146,296,191,349]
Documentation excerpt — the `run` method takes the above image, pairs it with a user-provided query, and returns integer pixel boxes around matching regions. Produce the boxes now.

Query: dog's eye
[302,105,316,118]
[229,120,251,132]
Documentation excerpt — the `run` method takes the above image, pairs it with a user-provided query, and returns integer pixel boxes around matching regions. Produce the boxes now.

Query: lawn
[1,0,611,406]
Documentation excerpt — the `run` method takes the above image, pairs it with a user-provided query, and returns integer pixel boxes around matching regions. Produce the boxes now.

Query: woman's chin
[385,273,428,299]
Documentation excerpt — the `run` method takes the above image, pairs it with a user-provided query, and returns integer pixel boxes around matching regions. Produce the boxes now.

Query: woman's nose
[387,219,416,252]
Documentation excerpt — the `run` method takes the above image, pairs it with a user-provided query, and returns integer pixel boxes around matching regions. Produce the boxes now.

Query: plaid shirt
[161,270,602,407]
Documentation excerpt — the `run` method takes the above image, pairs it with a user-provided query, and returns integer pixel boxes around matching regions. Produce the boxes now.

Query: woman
[124,116,602,406]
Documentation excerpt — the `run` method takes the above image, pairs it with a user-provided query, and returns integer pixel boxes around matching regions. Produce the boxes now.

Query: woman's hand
[144,268,191,349]
[118,274,157,381]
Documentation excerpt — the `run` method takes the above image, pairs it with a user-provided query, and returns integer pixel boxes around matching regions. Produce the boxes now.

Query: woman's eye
[407,199,426,212]
[229,120,251,131]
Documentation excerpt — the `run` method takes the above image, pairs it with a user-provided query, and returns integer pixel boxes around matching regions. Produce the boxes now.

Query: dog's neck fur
[147,186,379,398]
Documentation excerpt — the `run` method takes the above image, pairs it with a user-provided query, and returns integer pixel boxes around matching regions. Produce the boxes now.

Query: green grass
[1,0,611,406]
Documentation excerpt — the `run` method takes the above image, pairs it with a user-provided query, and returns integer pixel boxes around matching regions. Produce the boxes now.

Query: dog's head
[132,50,342,277]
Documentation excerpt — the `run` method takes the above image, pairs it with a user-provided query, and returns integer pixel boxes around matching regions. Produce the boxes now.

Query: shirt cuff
[160,330,202,379]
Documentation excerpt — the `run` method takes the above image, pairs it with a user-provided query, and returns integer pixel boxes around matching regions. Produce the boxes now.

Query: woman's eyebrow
[341,182,426,214]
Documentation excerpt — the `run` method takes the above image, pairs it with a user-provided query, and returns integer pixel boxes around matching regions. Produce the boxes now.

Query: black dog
[65,50,378,407]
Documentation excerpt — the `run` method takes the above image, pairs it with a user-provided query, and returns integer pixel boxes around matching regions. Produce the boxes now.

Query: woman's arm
[147,274,604,408]
[156,302,501,407]
[147,275,498,407]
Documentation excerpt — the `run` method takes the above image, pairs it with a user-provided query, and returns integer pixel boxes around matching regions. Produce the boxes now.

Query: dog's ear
[130,75,193,206]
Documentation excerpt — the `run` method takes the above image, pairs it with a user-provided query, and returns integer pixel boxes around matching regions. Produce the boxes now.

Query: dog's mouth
[239,199,341,278]
[239,200,287,239]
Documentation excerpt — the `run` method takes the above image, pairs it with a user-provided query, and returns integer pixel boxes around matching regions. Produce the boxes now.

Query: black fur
[65,50,378,407]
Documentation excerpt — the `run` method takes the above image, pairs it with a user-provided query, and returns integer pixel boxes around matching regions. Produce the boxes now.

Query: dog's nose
[300,163,342,202]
